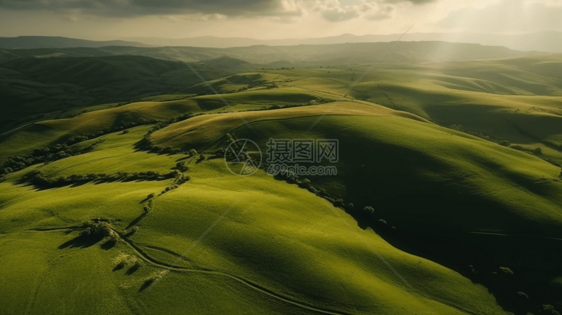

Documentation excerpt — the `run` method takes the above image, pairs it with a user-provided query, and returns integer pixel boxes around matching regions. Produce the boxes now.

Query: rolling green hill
[0,120,512,315]
[149,101,562,312]
[1,48,562,315]
[0,55,234,134]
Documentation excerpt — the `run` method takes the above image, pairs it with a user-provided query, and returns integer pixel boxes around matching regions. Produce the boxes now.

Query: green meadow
[1,46,562,314]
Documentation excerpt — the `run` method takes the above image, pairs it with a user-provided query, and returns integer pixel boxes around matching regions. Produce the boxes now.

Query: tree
[498,266,514,277]
[334,199,344,208]
[176,162,188,172]
[363,206,375,217]
[534,147,543,155]
[189,149,198,157]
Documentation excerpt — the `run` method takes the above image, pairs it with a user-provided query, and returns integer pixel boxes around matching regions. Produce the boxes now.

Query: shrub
[534,147,543,155]
[145,270,167,283]
[147,193,155,199]
[112,252,141,268]
[189,149,198,157]
[498,266,514,277]
[300,178,311,188]
[122,130,130,134]
[363,206,375,217]
[176,162,188,172]
[333,199,344,208]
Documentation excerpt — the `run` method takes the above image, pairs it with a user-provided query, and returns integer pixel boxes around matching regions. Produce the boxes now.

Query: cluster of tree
[20,170,182,188]
[79,220,119,240]
[175,162,189,172]
[160,184,179,195]
[1,139,104,176]
[159,171,191,195]
[174,172,191,185]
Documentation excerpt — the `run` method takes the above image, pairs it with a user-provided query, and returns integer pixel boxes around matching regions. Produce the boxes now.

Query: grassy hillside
[1,50,562,314]
[258,55,562,165]
[0,124,512,315]
[0,55,233,134]
[0,85,338,162]
[151,101,562,311]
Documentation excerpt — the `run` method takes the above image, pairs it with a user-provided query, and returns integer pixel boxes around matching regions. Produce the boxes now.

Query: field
[1,43,562,314]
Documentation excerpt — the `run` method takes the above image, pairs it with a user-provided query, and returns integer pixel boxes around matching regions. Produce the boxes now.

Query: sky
[0,0,560,40]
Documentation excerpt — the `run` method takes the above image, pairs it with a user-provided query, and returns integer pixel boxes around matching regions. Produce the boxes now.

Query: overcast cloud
[0,0,559,40]
[0,0,432,21]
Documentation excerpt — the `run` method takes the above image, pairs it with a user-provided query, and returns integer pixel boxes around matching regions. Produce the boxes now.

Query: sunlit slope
[0,126,508,315]
[0,87,336,162]
[153,104,562,236]
[269,55,562,163]
[150,103,562,305]
[150,102,423,149]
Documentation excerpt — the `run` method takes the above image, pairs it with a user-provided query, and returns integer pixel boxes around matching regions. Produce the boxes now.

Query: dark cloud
[0,0,298,17]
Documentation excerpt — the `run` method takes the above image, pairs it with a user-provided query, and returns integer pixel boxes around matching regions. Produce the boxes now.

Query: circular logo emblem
[224,139,262,176]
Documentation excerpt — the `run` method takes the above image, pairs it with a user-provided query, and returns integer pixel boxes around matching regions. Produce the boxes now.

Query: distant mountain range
[0,42,541,66]
[0,36,151,49]
[1,32,561,53]
[129,31,562,53]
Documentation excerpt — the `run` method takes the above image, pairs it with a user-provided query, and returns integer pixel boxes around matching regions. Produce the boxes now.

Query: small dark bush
[363,206,375,218]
